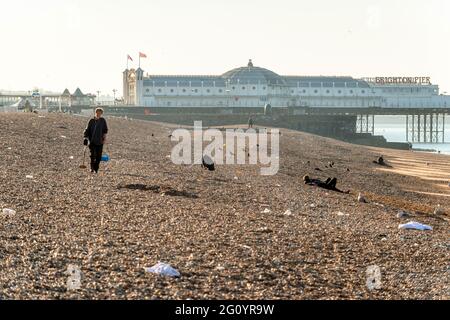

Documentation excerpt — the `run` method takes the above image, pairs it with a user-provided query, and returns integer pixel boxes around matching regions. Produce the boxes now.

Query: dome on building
[222,59,287,86]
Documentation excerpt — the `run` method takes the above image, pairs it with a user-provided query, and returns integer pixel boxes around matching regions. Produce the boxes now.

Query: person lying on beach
[303,175,350,194]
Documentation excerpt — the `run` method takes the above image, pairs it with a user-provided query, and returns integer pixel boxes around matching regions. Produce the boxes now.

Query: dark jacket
[84,117,108,145]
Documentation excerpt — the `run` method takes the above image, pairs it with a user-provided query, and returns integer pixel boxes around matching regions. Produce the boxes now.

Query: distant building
[123,59,450,108]
[61,88,96,106]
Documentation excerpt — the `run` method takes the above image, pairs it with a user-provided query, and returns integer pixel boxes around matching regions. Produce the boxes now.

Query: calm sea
[374,115,450,155]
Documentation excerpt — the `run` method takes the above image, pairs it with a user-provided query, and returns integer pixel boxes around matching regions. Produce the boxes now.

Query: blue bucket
[101,154,110,162]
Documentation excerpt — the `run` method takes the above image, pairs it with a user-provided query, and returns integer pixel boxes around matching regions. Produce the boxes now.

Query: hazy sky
[1,0,449,96]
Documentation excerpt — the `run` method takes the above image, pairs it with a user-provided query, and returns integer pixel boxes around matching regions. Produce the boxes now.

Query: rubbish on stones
[61,135,67,139]
[202,155,215,171]
[144,262,180,278]
[398,221,433,231]
[262,208,271,214]
[397,210,410,218]
[2,208,16,217]
[283,210,292,216]
[434,205,445,215]
[69,156,74,160]
[26,175,33,179]
[256,227,273,233]
[358,193,367,203]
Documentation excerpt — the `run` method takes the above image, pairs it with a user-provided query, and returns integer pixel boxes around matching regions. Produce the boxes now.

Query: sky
[1,0,449,97]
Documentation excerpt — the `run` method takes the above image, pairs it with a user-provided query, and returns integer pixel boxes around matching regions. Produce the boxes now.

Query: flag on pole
[126,54,134,70]
[138,52,147,68]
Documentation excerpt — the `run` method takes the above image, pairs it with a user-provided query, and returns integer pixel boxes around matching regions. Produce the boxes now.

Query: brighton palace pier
[123,59,450,109]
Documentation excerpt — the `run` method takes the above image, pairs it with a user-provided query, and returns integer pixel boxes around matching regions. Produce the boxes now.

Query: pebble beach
[0,113,448,299]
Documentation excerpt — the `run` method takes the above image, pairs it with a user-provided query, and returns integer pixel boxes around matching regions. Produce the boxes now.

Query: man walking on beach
[84,108,108,173]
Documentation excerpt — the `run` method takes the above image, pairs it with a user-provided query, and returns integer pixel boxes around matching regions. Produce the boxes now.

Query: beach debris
[202,155,215,171]
[60,135,67,139]
[69,156,74,160]
[314,168,322,171]
[2,208,16,217]
[216,265,225,271]
[7,147,12,150]
[26,175,34,179]
[358,193,367,203]
[256,227,273,233]
[397,210,411,219]
[234,176,239,180]
[335,211,349,216]
[434,205,445,215]
[262,208,271,214]
[398,221,433,231]
[144,262,180,278]
[283,210,292,216]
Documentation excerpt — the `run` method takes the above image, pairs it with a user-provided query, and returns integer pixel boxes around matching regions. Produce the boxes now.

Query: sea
[374,115,450,155]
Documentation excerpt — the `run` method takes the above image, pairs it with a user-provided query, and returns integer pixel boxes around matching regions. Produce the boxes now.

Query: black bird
[202,155,215,171]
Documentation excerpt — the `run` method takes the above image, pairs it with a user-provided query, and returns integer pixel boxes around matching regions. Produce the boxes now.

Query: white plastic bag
[399,221,432,231]
[2,208,16,217]
[144,262,180,278]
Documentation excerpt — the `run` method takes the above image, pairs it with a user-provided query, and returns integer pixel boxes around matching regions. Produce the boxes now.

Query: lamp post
[96,91,101,105]
[112,89,117,105]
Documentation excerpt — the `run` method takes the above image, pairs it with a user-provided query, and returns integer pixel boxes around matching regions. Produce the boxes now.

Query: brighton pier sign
[371,77,431,85]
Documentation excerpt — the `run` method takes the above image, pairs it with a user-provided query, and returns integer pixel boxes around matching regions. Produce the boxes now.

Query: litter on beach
[358,193,367,203]
[26,175,34,179]
[398,221,433,231]
[144,262,180,278]
[60,135,67,139]
[283,210,292,216]
[397,210,410,218]
[2,209,16,217]
[262,208,271,214]
[434,205,445,215]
